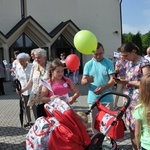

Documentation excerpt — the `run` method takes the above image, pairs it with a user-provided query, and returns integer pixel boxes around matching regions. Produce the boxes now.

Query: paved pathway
[0,79,132,150]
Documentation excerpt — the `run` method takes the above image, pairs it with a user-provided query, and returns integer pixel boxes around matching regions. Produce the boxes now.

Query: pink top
[46,77,76,97]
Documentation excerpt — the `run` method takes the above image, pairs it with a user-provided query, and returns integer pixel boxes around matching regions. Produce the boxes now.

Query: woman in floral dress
[114,42,150,150]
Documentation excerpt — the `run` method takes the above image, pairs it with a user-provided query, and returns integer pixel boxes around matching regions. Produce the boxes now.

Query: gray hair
[31,49,36,54]
[17,53,27,60]
[34,48,47,57]
[25,53,30,59]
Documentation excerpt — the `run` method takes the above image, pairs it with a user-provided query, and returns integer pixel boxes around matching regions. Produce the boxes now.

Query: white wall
[26,0,77,32]
[26,0,122,57]
[0,0,122,58]
[0,0,21,34]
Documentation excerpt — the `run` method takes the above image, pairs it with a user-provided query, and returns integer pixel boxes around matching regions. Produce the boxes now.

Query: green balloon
[74,30,97,54]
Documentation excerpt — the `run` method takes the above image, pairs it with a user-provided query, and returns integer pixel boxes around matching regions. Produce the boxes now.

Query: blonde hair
[139,73,150,126]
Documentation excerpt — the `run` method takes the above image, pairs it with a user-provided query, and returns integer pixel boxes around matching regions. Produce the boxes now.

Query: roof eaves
[49,19,80,38]
[5,16,51,38]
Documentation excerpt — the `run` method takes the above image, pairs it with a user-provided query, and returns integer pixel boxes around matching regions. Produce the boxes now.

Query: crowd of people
[1,44,150,150]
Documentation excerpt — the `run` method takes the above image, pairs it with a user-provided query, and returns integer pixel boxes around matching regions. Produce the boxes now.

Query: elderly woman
[15,53,33,127]
[20,48,51,118]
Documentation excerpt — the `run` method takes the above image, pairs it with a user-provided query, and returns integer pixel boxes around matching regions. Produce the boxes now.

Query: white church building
[0,0,122,80]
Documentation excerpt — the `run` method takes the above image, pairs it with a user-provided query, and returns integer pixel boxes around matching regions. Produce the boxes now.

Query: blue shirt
[83,58,114,104]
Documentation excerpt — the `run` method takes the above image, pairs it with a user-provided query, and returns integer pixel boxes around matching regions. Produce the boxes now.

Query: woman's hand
[16,89,22,95]
[50,95,58,101]
[113,78,128,85]
[115,66,120,73]
[68,96,76,105]
[6,68,11,72]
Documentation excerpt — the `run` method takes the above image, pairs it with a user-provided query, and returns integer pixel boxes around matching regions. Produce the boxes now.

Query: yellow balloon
[74,30,97,54]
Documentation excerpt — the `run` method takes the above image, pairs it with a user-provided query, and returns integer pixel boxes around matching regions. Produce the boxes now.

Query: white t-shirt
[15,63,33,95]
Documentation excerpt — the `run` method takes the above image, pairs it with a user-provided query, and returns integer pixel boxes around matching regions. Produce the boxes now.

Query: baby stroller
[86,91,131,150]
[26,97,104,150]
[26,92,130,150]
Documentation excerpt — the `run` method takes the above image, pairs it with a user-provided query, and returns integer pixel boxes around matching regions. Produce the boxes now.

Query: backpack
[26,116,59,150]
[26,97,68,150]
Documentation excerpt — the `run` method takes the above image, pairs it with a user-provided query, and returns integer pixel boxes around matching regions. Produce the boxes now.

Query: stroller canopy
[45,98,91,150]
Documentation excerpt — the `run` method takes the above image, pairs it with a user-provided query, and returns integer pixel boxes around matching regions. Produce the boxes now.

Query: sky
[121,0,150,34]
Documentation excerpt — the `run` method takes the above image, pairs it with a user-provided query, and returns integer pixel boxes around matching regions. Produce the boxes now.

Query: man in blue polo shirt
[81,42,115,134]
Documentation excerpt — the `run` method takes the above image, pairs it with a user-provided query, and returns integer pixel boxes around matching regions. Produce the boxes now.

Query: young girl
[133,74,150,150]
[41,59,80,105]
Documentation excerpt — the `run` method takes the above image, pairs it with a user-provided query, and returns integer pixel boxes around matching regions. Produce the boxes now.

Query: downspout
[119,0,123,44]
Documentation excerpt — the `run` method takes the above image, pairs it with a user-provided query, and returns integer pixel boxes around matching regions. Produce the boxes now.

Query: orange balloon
[66,54,80,71]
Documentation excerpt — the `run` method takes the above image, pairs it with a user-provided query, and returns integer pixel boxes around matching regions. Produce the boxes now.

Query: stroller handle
[98,91,130,109]
[86,91,131,115]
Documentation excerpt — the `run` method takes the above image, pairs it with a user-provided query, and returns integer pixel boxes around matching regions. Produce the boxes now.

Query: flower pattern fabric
[123,57,150,130]
[28,62,51,107]
[115,59,128,77]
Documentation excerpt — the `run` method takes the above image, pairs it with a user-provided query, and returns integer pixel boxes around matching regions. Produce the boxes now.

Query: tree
[132,32,143,55]
[141,31,150,54]
[122,31,150,55]
[122,32,133,43]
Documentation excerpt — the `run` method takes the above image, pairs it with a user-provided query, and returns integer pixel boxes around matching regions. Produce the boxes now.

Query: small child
[41,59,80,105]
[76,112,88,129]
[132,73,150,150]
[76,111,93,137]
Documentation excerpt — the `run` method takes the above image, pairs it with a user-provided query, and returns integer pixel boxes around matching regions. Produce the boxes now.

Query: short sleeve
[132,104,143,121]
[107,59,115,75]
[140,58,150,68]
[83,61,91,76]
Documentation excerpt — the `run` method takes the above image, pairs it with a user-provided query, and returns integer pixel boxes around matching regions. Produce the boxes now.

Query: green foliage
[132,32,142,55]
[122,32,133,43]
[142,31,150,54]
[122,31,150,55]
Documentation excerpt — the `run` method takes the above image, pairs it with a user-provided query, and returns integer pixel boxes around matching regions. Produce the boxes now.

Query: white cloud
[122,24,149,34]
